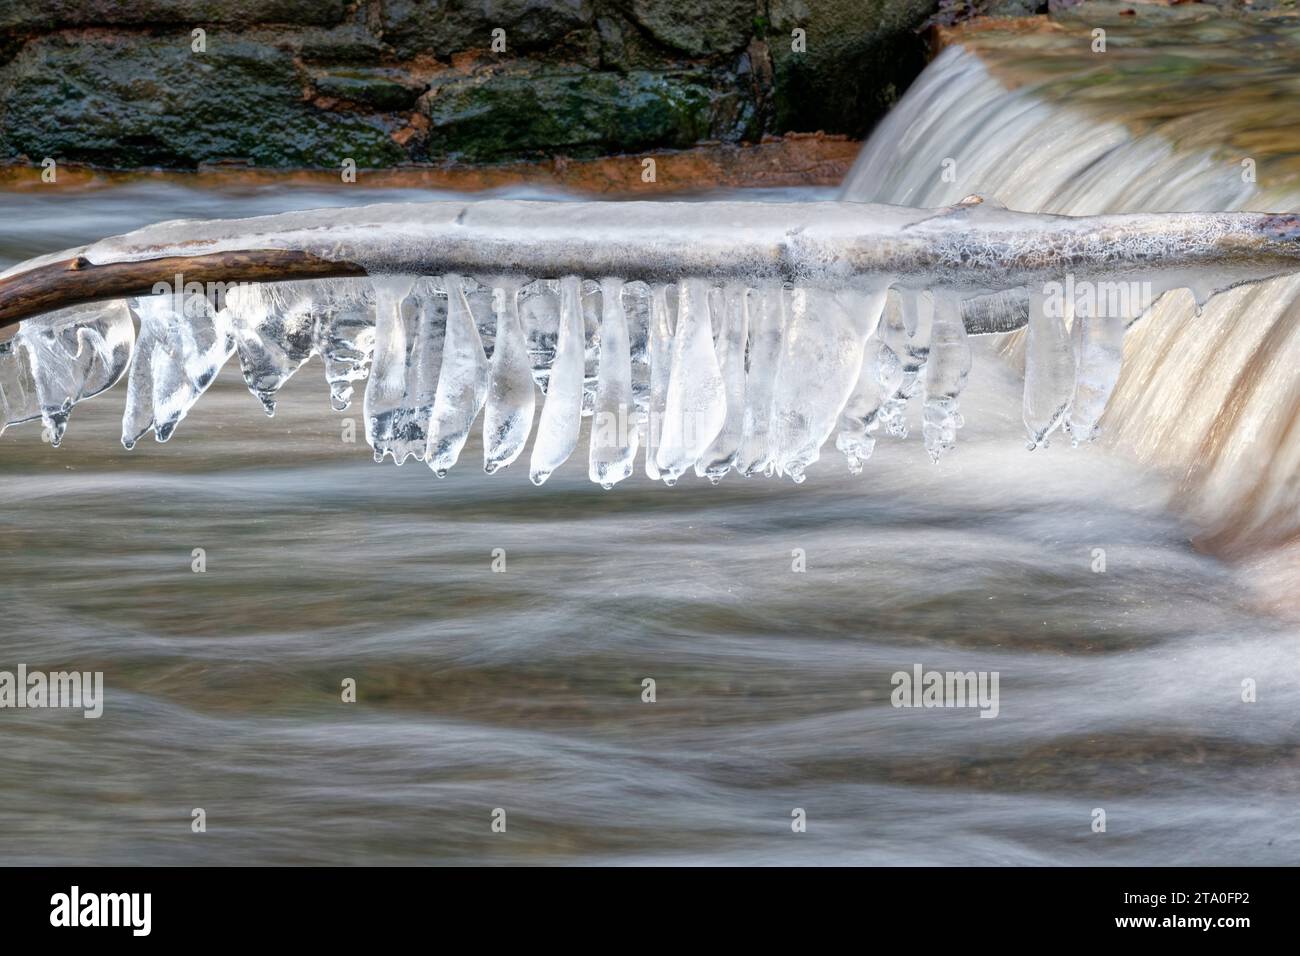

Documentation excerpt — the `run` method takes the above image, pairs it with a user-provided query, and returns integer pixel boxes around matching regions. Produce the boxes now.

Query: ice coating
[733,285,785,477]
[832,290,892,472]
[364,277,442,464]
[123,293,232,447]
[56,200,1300,302]
[2,302,134,444]
[227,282,316,416]
[769,287,880,482]
[643,283,676,481]
[589,278,638,489]
[1066,294,1127,446]
[425,274,490,477]
[922,292,973,461]
[656,278,725,485]
[1023,289,1077,449]
[696,283,749,483]
[7,199,1300,483]
[529,276,585,485]
[482,281,535,474]
[877,289,934,440]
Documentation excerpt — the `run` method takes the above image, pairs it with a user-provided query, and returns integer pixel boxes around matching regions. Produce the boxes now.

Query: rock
[418,62,756,162]
[0,0,960,169]
[0,1,348,32]
[766,0,937,138]
[0,32,406,168]
[312,68,427,111]
[379,0,595,59]
[622,0,755,56]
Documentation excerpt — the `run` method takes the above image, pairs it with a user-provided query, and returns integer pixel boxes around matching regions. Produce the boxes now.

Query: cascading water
[842,18,1300,555]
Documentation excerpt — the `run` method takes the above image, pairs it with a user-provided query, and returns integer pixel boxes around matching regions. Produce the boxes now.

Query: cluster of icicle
[0,273,1123,485]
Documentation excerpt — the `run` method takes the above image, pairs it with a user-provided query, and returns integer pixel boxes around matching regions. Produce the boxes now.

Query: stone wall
[0,0,938,169]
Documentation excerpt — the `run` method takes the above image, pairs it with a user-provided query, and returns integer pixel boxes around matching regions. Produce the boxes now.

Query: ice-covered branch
[3,197,1300,484]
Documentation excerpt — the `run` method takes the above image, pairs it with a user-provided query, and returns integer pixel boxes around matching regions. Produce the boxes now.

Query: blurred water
[1,176,1297,864]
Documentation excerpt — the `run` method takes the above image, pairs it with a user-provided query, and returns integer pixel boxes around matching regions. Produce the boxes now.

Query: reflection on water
[2,177,1298,863]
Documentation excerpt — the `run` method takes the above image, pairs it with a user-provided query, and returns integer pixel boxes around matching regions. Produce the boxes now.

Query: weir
[843,23,1300,551]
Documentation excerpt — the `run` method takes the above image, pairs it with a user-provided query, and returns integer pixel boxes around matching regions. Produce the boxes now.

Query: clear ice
[655,278,726,485]
[1,264,1214,482]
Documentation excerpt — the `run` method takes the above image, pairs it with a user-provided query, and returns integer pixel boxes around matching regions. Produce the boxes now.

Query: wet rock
[312,68,427,111]
[418,62,756,162]
[0,1,349,32]
[767,0,937,138]
[623,0,755,56]
[378,0,595,59]
[0,32,406,168]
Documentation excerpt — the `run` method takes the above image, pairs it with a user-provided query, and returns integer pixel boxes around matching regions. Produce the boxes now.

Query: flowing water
[3,13,1299,865]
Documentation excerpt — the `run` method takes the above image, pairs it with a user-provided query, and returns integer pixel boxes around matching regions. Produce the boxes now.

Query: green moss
[0,33,406,168]
[419,66,725,163]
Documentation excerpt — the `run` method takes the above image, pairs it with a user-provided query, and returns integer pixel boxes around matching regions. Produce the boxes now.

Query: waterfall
[843,43,1300,555]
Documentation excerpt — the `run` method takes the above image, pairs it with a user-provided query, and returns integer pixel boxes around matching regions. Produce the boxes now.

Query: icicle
[529,275,585,485]
[876,289,934,439]
[363,276,444,465]
[426,274,490,477]
[482,281,536,474]
[770,287,882,483]
[580,279,603,417]
[123,293,234,447]
[8,302,134,447]
[519,279,560,391]
[1023,287,1076,449]
[312,280,376,412]
[834,290,894,474]
[463,280,497,360]
[624,279,653,420]
[0,336,39,435]
[922,292,972,462]
[656,278,725,485]
[696,283,750,483]
[1065,291,1126,445]
[588,277,638,488]
[227,282,316,416]
[644,283,676,481]
[733,284,785,477]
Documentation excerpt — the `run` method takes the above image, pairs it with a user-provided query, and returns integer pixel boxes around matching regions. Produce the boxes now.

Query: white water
[843,44,1300,554]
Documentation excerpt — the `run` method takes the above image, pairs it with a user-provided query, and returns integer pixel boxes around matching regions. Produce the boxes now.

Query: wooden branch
[0,250,367,332]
